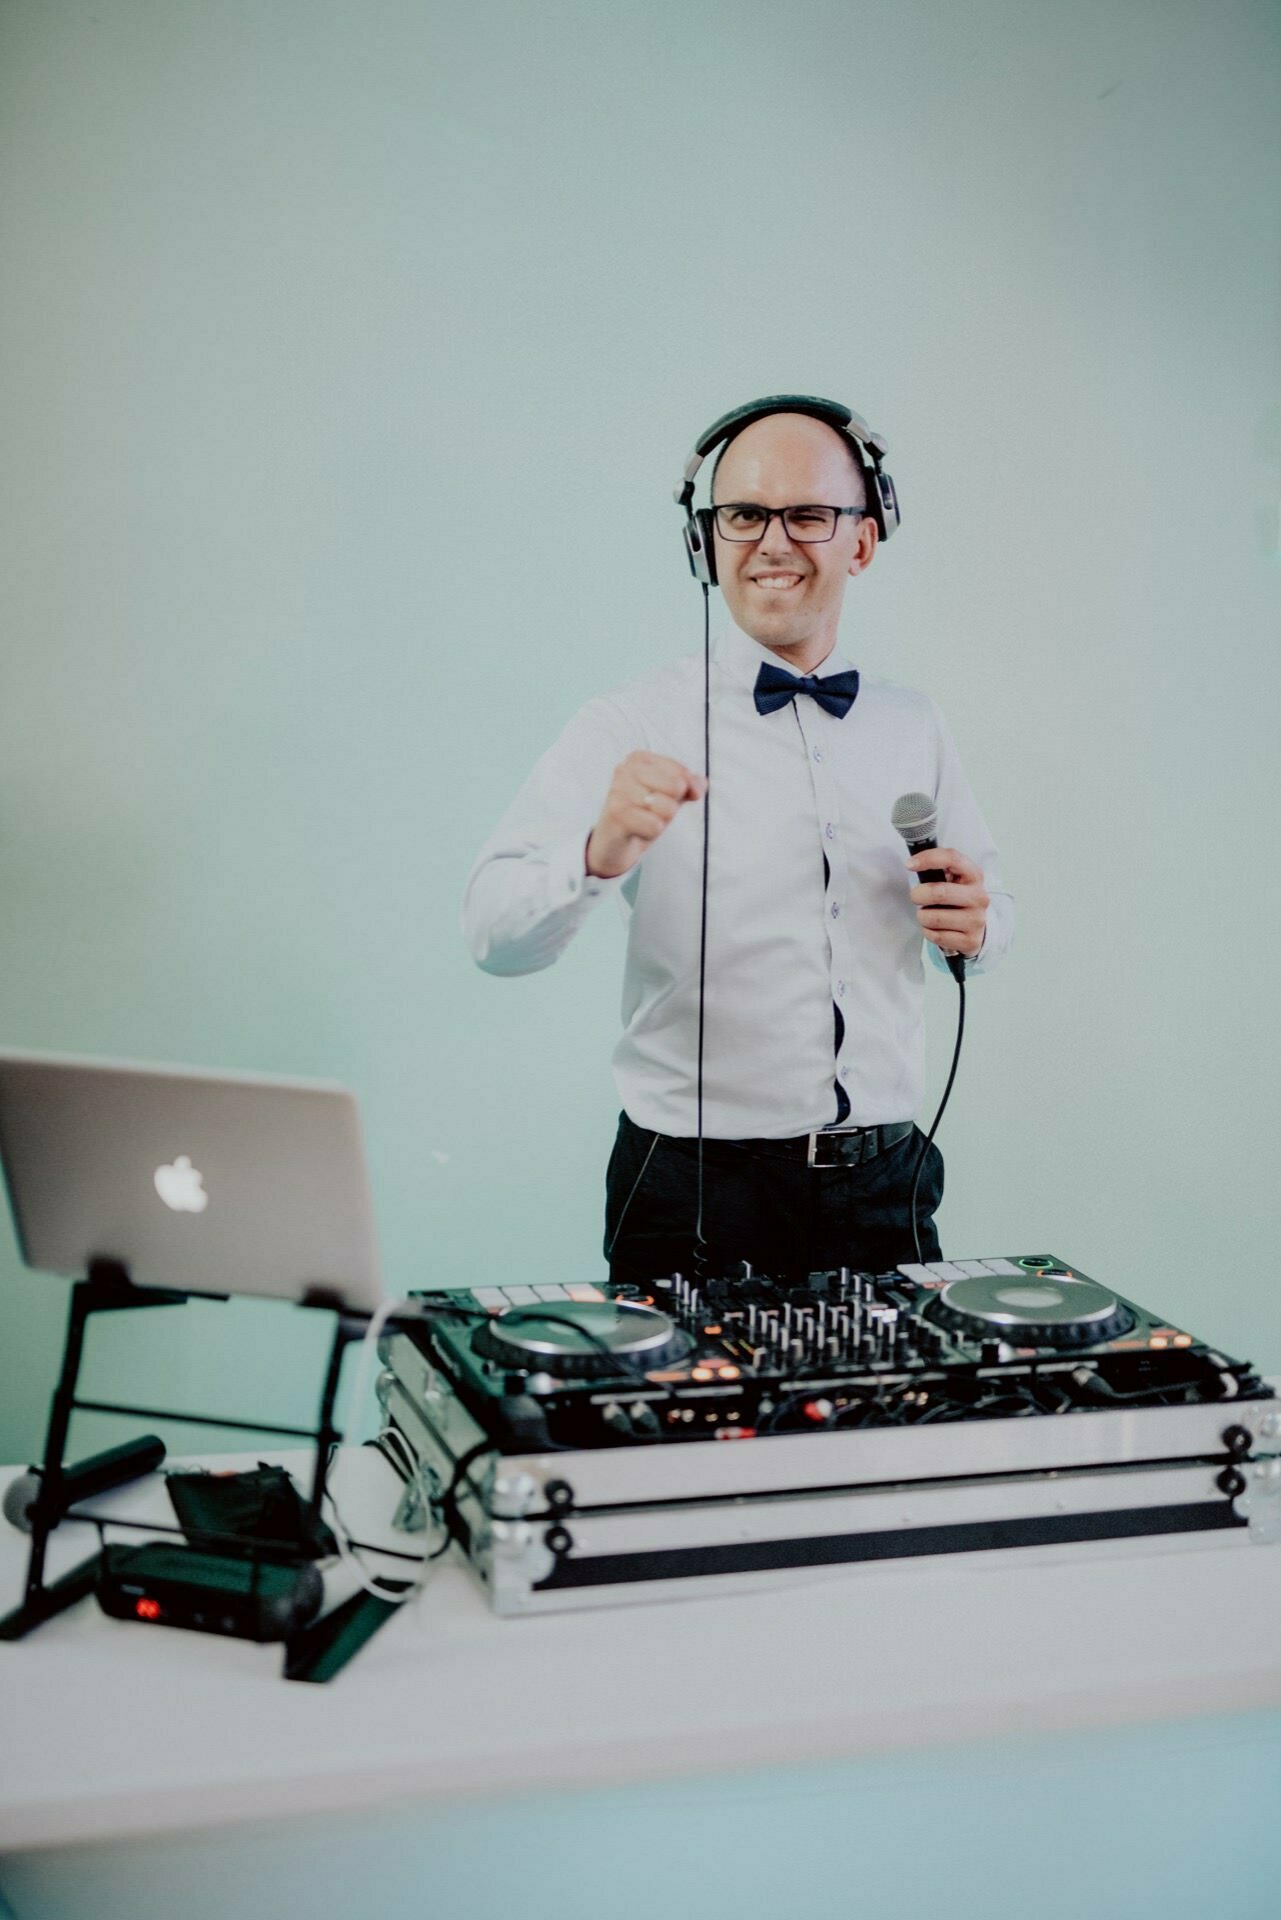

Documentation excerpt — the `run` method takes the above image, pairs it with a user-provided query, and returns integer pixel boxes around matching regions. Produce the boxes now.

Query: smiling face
[711,412,878,671]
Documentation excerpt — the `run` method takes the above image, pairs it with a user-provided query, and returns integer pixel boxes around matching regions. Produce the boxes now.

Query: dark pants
[604,1111,944,1287]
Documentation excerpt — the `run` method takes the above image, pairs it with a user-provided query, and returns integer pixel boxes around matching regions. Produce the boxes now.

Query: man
[463,401,1012,1286]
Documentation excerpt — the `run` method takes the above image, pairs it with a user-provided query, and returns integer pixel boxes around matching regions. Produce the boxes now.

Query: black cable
[488,1306,654,1379]
[694,580,711,1281]
[603,1127,662,1263]
[425,1438,492,1561]
[604,585,711,1282]
[759,1388,823,1435]
[410,1295,682,1414]
[909,972,966,1265]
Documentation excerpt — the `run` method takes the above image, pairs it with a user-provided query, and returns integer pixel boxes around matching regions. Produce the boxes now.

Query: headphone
[674,393,901,587]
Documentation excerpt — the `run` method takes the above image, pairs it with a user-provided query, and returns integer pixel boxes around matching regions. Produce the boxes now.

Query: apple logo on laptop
[153,1155,209,1214]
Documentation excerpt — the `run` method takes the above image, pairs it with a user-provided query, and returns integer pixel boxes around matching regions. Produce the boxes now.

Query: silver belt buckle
[806,1126,869,1170]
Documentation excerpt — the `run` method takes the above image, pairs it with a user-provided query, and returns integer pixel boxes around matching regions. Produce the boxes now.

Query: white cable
[343,1294,418,1449]
[324,1295,443,1604]
[322,1446,442,1606]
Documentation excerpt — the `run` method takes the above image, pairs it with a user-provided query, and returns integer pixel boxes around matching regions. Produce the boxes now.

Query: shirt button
[837,980,846,996]
[812,747,822,763]
[830,902,840,919]
[824,823,835,840]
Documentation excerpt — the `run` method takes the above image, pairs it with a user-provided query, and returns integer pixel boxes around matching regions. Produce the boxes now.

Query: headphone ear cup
[695,507,718,587]
[874,465,900,538]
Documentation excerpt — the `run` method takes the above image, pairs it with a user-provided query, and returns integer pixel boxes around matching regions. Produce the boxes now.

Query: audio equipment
[2,1436,165,1535]
[891,790,967,986]
[674,393,901,587]
[377,1261,1280,1613]
[98,1541,325,1641]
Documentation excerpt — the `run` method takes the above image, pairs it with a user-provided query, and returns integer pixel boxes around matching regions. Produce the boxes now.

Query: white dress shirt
[463,621,1013,1139]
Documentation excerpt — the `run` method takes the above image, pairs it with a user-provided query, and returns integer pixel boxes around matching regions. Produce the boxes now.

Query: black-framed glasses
[713,503,865,543]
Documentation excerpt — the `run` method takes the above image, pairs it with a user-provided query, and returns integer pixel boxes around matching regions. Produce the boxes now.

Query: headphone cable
[694,581,711,1281]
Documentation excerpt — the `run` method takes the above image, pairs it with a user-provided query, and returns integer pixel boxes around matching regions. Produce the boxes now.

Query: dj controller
[378,1256,1281,1614]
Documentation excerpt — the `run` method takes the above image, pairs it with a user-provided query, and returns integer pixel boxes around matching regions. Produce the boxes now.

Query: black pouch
[166,1462,337,1562]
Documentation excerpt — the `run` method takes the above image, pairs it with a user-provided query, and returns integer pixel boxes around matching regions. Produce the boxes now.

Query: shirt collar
[713,619,855,695]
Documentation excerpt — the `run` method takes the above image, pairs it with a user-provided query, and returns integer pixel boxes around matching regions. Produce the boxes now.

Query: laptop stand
[0,1258,403,1681]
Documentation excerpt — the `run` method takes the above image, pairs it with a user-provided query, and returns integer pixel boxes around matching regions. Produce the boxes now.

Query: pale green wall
[1,0,1279,1472]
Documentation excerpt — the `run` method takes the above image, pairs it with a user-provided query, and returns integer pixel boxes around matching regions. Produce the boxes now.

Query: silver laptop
[0,1050,384,1312]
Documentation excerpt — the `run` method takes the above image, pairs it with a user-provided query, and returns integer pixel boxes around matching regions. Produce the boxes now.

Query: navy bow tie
[753,661,861,718]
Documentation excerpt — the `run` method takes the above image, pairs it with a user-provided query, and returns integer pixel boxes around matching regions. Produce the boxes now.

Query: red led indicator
[135,1596,162,1622]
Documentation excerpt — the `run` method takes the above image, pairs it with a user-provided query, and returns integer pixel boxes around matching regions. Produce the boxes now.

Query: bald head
[711,412,868,513]
[707,409,878,671]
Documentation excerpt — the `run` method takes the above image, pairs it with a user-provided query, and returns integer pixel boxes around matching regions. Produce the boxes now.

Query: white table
[3,1446,1281,1920]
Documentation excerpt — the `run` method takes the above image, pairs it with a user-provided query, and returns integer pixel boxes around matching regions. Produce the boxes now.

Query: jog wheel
[474,1299,694,1379]
[928,1273,1136,1350]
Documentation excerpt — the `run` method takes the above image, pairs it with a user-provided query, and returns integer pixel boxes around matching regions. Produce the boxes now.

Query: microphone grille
[2,1470,38,1534]
[890,791,938,843]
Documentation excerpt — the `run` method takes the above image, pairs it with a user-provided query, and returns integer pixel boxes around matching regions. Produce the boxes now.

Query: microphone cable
[908,968,966,1266]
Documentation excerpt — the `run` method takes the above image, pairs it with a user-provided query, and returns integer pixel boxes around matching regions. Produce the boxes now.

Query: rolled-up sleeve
[925,700,1014,980]
[462,695,637,976]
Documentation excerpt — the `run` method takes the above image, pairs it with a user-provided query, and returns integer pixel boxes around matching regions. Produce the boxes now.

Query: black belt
[651,1119,915,1170]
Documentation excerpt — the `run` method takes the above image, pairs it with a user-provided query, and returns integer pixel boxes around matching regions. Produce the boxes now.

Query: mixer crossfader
[378,1257,1281,1614]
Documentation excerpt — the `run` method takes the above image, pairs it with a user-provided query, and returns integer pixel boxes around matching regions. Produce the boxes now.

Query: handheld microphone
[3,1435,167,1534]
[890,792,966,984]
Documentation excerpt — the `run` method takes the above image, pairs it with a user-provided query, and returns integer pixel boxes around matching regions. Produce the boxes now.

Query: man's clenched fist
[585,751,707,879]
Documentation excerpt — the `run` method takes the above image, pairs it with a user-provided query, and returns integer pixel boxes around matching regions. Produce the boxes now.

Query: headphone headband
[675,392,899,584]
